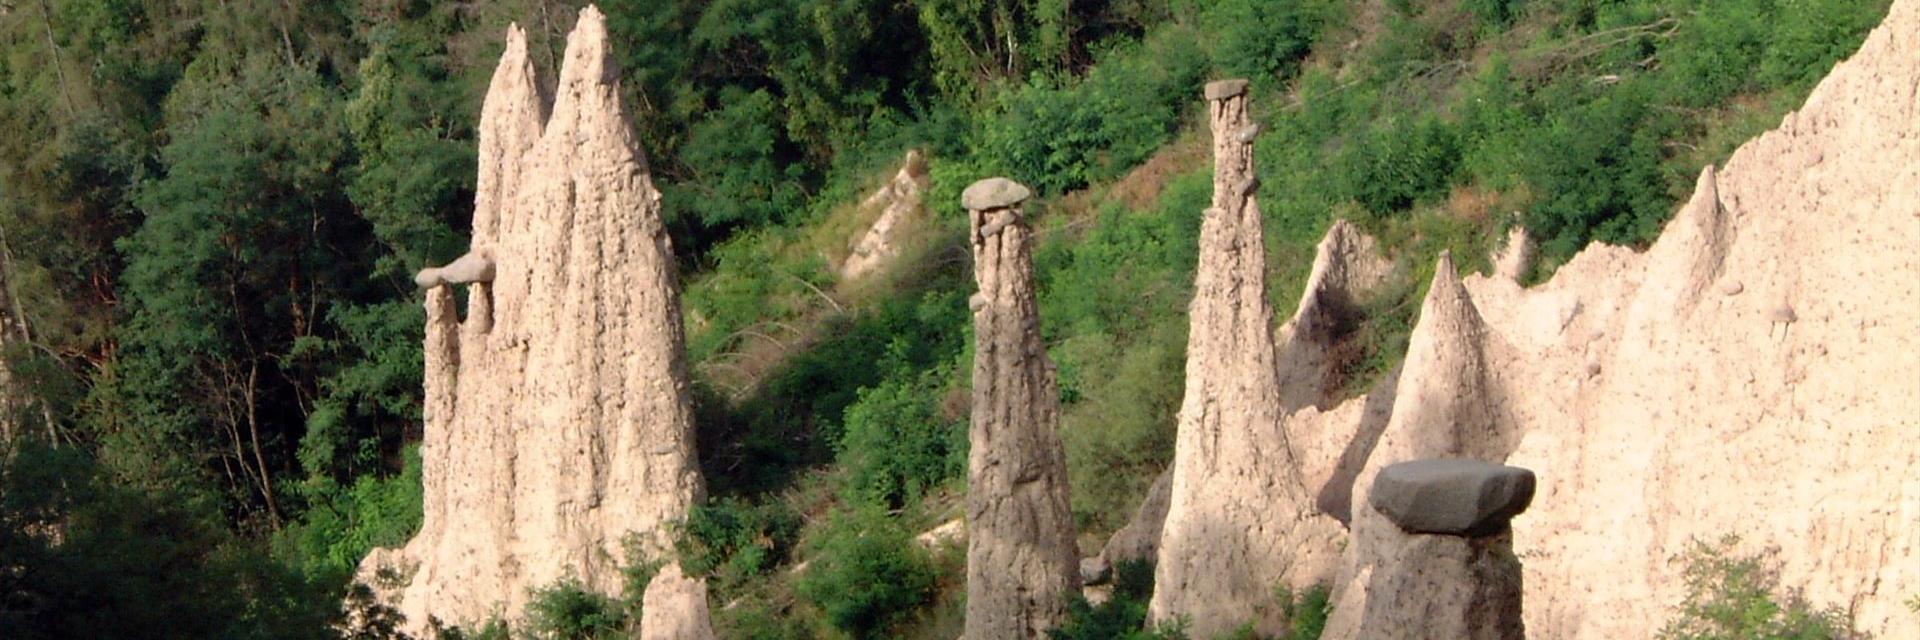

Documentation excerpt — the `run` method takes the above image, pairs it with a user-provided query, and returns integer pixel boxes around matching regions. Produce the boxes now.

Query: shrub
[1344,115,1463,216]
[674,496,802,591]
[1202,0,1329,81]
[1276,584,1334,640]
[1520,80,1677,257]
[838,368,965,509]
[670,86,807,232]
[525,578,627,640]
[1049,559,1189,640]
[280,445,424,582]
[1756,0,1891,90]
[1465,0,1525,29]
[1657,536,1854,640]
[976,27,1207,195]
[1658,0,1772,108]
[796,507,939,639]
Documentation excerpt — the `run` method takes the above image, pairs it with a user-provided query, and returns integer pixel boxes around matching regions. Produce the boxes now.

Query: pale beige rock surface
[841,150,930,280]
[1473,4,1920,634]
[1276,219,1389,412]
[1302,2,1920,636]
[354,7,710,635]
[965,178,1080,639]
[1493,225,1533,281]
[1321,251,1524,640]
[1351,533,1525,640]
[639,564,717,640]
[1148,81,1346,638]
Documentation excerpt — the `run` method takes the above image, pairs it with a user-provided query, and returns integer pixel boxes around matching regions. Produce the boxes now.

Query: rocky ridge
[1139,0,1920,635]
[1134,1,1920,636]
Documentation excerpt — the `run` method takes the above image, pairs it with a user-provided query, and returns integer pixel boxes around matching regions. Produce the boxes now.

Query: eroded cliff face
[1148,80,1347,637]
[1296,1,1920,635]
[1459,2,1920,633]
[964,178,1080,639]
[356,8,711,636]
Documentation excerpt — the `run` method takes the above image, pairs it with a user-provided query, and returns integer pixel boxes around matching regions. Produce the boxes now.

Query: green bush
[1658,536,1853,640]
[1344,115,1463,216]
[0,442,337,640]
[524,578,627,640]
[281,445,424,581]
[838,368,965,509]
[702,287,969,495]
[796,507,939,639]
[1049,559,1189,640]
[1465,0,1525,28]
[671,86,807,231]
[1756,0,1892,89]
[674,496,802,591]
[1276,584,1334,640]
[977,27,1207,194]
[1520,80,1677,257]
[1659,0,1772,108]
[1202,0,1329,81]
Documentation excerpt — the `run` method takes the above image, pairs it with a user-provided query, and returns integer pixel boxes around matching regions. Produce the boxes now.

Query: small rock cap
[1369,458,1536,537]
[1204,78,1250,100]
[962,177,1032,211]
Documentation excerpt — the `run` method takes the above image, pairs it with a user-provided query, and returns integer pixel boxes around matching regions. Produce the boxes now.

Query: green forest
[0,0,1891,638]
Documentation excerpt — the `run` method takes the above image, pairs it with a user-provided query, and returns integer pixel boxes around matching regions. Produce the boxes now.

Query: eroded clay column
[963,177,1079,639]
[1151,78,1335,637]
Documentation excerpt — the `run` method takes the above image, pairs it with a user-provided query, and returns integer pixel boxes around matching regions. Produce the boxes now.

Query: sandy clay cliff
[355,8,713,637]
[1146,0,1920,636]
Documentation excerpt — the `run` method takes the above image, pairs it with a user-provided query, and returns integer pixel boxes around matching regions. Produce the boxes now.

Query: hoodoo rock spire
[355,7,713,637]
[962,177,1080,639]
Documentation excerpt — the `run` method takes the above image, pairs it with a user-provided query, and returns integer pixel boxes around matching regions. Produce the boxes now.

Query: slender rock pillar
[964,177,1079,639]
[1150,79,1344,636]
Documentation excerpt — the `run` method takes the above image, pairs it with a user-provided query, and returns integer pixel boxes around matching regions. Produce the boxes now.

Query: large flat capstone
[961,177,1031,211]
[1204,78,1250,100]
[1368,459,1535,536]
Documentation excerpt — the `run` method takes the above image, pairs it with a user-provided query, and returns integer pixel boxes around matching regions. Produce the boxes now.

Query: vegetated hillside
[0,0,1893,637]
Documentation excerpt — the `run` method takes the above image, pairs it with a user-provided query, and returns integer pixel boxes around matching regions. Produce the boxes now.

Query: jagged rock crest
[1493,225,1533,281]
[1290,2,1920,636]
[1322,253,1521,639]
[1276,219,1389,410]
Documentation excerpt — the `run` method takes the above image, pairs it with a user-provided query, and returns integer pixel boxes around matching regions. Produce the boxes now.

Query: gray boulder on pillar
[1368,459,1536,536]
[1203,78,1250,100]
[962,177,1032,211]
